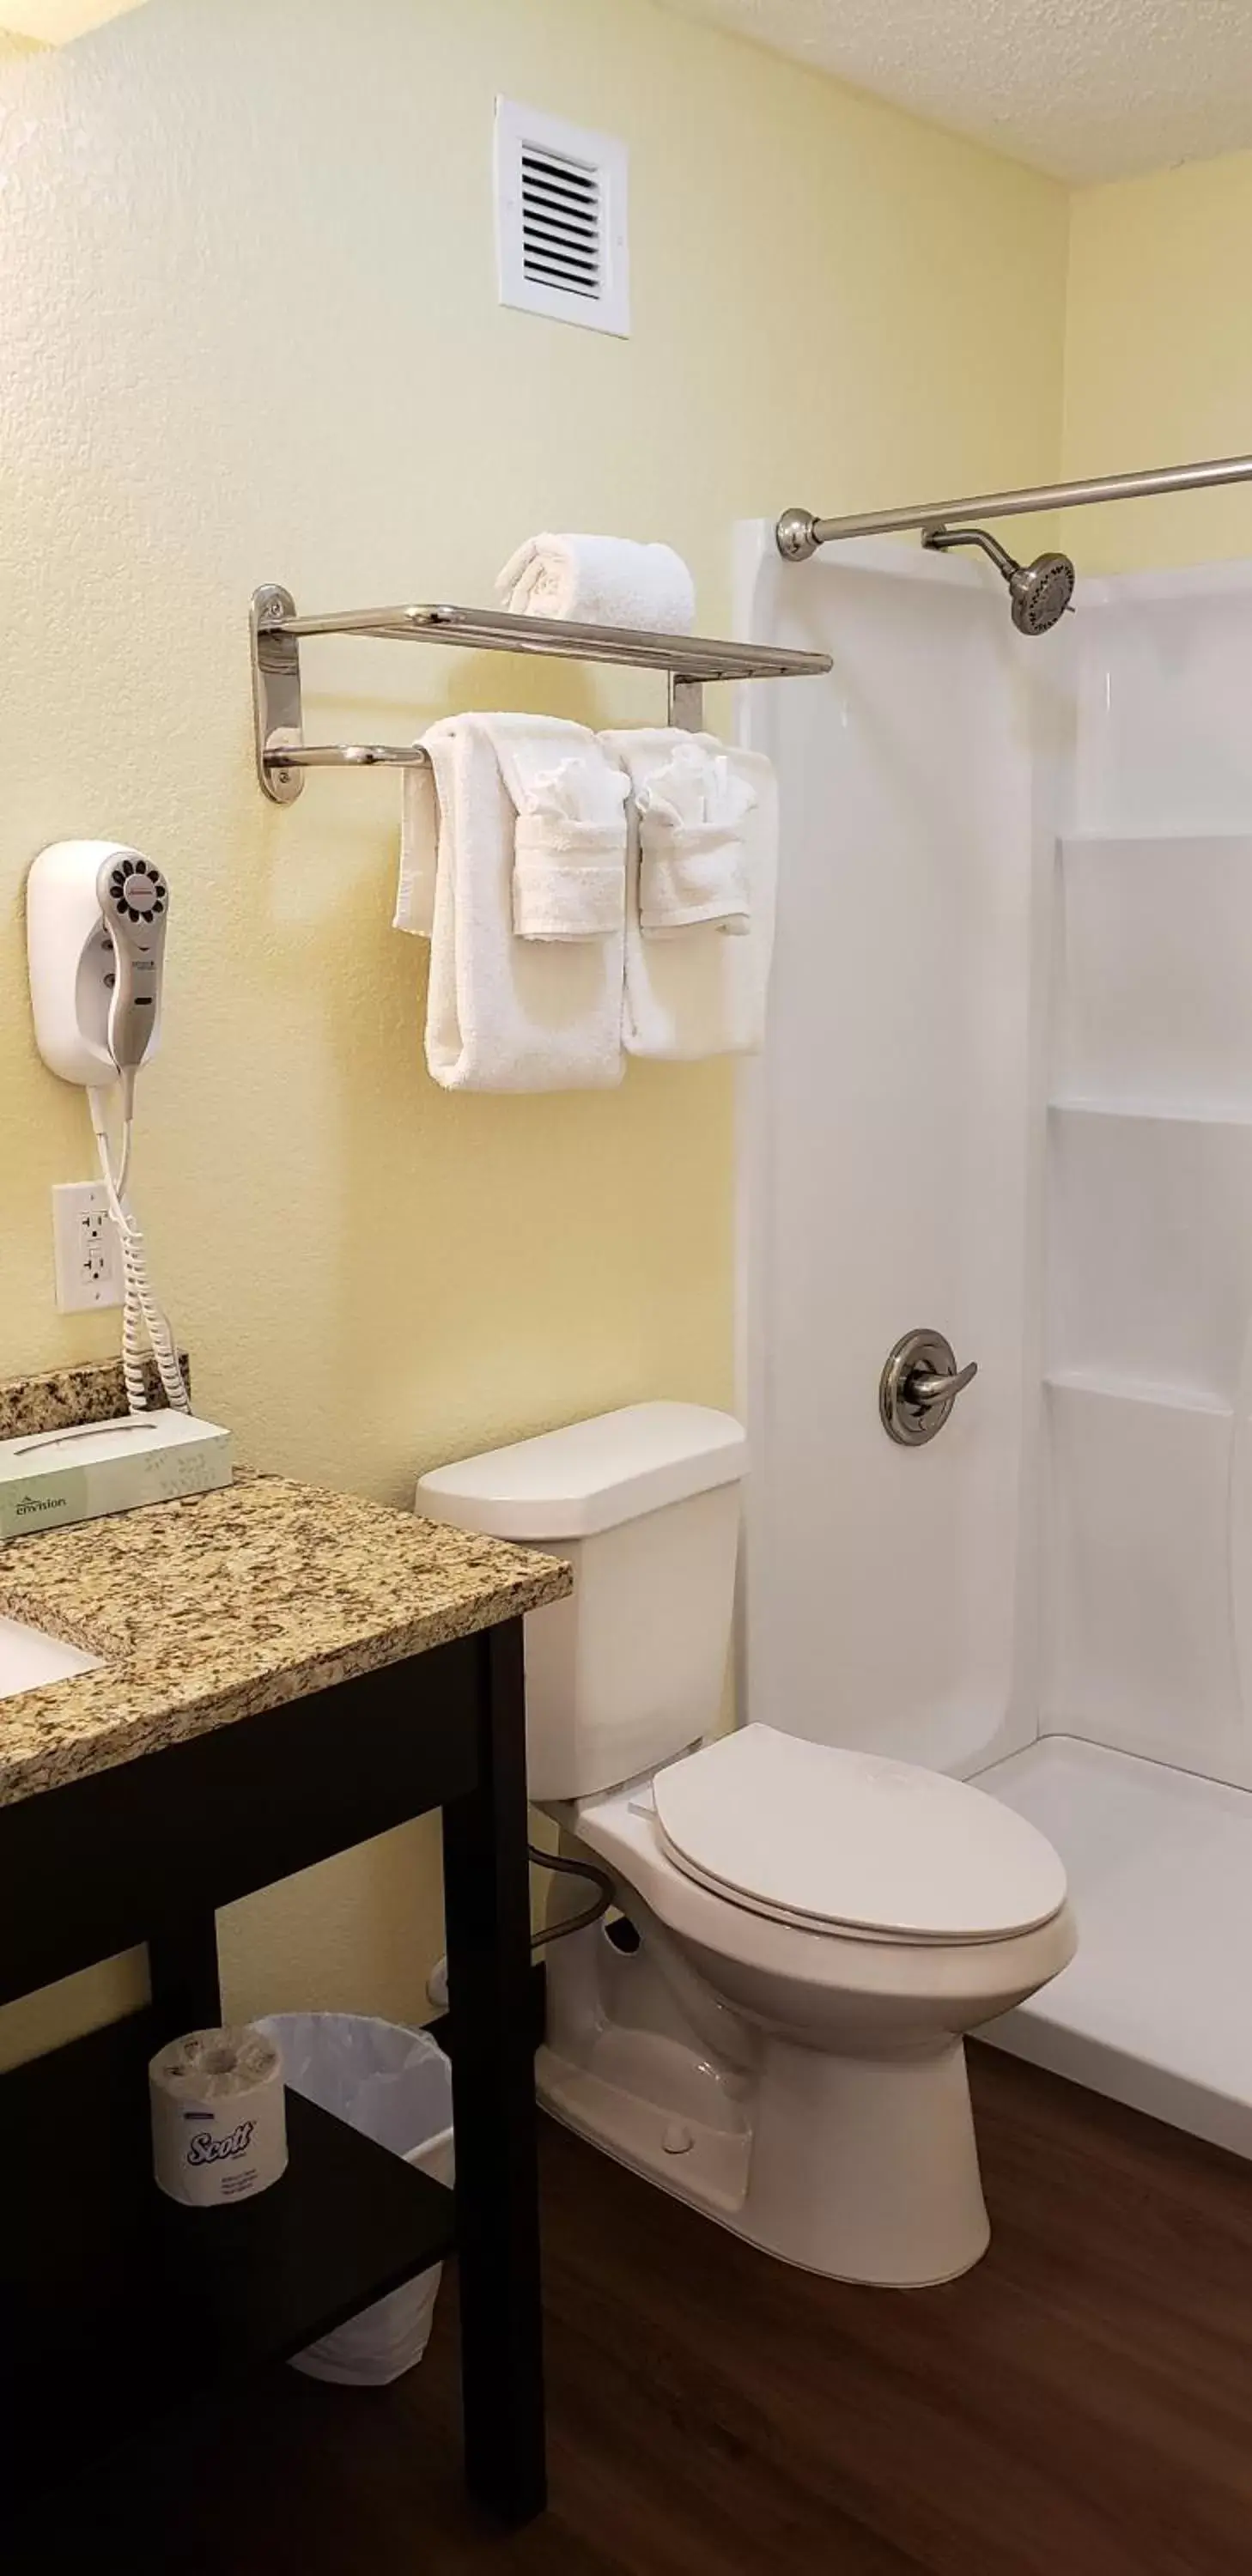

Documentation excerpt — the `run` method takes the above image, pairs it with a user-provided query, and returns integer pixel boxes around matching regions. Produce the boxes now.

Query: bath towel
[394,715,625,1091]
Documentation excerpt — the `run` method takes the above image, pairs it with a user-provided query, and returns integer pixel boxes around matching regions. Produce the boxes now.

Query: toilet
[419,1402,1075,2288]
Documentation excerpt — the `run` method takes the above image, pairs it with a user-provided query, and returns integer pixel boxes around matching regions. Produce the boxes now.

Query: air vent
[521,146,600,301]
[495,99,629,338]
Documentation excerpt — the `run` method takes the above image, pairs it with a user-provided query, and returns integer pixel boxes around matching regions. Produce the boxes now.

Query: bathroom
[3,0,1252,2565]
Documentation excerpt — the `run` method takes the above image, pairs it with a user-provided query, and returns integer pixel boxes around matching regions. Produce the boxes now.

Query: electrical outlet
[52,1181,124,1313]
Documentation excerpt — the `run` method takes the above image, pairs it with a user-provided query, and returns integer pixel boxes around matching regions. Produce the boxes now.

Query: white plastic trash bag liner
[258,2013,454,2387]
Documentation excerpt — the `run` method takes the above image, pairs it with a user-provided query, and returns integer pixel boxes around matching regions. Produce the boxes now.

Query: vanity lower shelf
[0,2003,456,2494]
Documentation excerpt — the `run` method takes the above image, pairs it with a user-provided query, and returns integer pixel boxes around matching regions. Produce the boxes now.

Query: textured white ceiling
[660,0,1252,182]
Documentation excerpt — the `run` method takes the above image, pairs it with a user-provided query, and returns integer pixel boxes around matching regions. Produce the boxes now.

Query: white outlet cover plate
[52,1181,123,1312]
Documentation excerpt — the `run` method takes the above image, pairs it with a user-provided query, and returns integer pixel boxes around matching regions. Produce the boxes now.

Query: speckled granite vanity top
[0,1362,571,1811]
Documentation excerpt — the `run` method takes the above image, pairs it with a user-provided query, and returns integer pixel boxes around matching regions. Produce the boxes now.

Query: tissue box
[0,1412,232,1542]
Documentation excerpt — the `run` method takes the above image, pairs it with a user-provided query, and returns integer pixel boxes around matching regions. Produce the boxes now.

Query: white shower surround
[739,526,1252,2156]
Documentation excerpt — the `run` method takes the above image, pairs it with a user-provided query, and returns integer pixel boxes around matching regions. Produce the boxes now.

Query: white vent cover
[495,98,629,338]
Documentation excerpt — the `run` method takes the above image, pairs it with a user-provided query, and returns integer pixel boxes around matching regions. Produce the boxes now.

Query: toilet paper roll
[149,2025,288,2208]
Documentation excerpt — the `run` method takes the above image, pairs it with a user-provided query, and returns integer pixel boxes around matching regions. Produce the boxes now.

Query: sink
[0,1614,100,1699]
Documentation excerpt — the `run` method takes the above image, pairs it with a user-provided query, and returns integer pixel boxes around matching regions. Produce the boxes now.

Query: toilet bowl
[418,1403,1074,2288]
[543,1728,1073,2284]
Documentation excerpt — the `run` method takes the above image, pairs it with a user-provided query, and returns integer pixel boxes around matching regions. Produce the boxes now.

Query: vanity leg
[441,1618,545,2526]
[147,1913,222,2042]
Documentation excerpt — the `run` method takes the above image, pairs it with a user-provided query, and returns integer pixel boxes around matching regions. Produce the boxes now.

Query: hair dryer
[27,841,187,1414]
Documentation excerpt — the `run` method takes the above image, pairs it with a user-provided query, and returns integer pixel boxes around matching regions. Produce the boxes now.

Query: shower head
[921,524,1075,635]
[1006,550,1076,635]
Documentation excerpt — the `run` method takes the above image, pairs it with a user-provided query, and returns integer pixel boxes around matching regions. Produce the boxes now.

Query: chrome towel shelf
[250,585,832,804]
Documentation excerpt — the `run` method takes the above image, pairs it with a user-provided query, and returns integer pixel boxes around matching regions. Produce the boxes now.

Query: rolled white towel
[495,532,696,635]
[635,738,755,939]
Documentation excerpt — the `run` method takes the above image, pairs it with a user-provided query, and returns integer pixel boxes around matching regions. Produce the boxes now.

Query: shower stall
[739,510,1252,2160]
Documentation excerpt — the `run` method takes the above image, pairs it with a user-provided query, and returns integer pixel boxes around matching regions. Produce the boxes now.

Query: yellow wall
[0,0,1068,2067]
[1065,151,1252,571]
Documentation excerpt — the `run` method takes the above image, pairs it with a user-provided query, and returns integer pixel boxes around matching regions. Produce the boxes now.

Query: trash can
[258,2012,454,2387]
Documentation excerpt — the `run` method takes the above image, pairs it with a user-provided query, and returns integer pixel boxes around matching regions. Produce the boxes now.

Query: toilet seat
[651,1725,1067,1946]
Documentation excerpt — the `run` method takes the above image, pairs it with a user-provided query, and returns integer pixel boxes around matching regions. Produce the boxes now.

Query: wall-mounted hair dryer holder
[27,840,166,1089]
[26,839,187,1417]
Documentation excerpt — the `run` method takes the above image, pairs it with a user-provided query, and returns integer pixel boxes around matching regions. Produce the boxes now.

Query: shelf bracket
[668,672,704,732]
[252,583,305,805]
[252,586,432,802]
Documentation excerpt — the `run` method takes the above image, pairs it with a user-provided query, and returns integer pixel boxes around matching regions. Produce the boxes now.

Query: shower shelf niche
[1047,1100,1252,1401]
[1054,830,1252,1112]
[1043,1370,1231,1418]
[1048,1097,1252,1126]
[1041,1377,1243,1785]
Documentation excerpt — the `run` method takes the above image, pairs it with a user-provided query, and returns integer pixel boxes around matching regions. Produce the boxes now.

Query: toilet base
[738,2032,991,2286]
[537,2037,752,2219]
[536,2019,991,2287]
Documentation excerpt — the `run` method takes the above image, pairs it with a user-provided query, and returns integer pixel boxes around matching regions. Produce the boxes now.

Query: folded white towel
[601,730,779,1060]
[395,758,439,939]
[635,738,755,939]
[479,720,629,942]
[495,532,696,635]
[394,715,624,1091]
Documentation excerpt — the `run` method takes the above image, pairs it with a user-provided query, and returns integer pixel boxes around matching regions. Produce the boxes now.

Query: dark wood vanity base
[0,1619,547,2528]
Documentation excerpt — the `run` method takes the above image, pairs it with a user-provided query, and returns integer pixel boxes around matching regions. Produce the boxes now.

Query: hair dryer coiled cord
[87,1082,191,1416]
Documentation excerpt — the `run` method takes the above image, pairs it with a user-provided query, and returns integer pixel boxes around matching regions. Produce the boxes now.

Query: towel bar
[251,585,831,805]
[270,743,431,771]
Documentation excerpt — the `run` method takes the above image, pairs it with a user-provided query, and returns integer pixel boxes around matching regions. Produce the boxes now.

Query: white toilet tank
[417,1404,747,1801]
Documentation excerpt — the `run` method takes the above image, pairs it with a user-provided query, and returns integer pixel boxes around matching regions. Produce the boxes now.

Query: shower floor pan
[979,1735,1252,2160]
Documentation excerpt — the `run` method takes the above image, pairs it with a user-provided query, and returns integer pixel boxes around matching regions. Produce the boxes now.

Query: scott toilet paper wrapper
[149,2025,289,2208]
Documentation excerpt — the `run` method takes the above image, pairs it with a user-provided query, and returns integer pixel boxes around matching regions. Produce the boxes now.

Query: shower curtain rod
[775,449,1252,560]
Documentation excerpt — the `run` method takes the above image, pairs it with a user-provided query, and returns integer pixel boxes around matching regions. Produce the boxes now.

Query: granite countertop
[0,1470,572,1813]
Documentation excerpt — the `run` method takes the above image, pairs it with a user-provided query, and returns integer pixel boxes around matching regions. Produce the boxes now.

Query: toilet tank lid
[416,1402,747,1540]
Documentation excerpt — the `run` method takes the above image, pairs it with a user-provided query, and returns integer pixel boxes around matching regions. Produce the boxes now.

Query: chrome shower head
[1006,550,1075,635]
[921,524,1075,635]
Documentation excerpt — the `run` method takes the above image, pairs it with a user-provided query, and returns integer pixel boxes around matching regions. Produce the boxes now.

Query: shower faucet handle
[907,1358,978,1407]
[878,1329,978,1447]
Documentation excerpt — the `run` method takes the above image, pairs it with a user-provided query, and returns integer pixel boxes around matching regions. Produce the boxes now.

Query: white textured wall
[1,1,144,40]
[0,0,1067,2067]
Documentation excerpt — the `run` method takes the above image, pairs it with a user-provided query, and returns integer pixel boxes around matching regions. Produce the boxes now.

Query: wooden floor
[27,2046,1252,2574]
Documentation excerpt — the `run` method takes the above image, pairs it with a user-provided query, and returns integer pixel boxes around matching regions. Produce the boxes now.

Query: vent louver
[495,100,629,337]
[521,146,601,301]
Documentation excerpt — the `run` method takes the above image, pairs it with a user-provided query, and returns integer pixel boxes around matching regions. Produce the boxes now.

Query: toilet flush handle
[879,1329,978,1447]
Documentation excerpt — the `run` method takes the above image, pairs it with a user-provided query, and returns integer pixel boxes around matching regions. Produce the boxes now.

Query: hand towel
[635,738,756,939]
[394,715,625,1091]
[495,532,696,635]
[479,720,629,942]
[396,726,628,945]
[601,731,779,1060]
